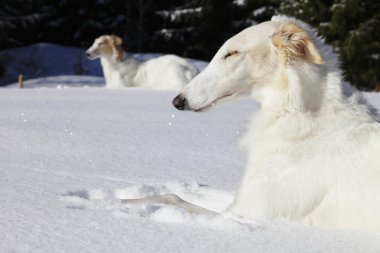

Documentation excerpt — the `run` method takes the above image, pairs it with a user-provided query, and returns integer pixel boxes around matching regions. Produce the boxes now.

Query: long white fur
[86,35,199,89]
[129,16,380,232]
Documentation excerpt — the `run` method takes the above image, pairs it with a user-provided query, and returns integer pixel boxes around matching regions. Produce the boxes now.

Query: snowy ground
[2,83,380,252]
[1,44,380,252]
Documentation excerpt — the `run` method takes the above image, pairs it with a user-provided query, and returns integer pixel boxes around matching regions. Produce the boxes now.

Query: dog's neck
[100,50,126,65]
[250,60,349,138]
[254,62,327,109]
[100,51,140,87]
[249,56,378,145]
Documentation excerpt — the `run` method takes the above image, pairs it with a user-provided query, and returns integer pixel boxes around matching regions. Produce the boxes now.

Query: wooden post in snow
[375,81,380,92]
[18,74,23,88]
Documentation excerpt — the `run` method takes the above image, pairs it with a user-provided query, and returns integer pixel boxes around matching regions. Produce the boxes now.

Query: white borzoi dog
[86,35,199,89]
[125,16,380,232]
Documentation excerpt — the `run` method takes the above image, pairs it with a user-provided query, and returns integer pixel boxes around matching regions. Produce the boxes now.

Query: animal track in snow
[60,181,245,230]
[61,188,116,210]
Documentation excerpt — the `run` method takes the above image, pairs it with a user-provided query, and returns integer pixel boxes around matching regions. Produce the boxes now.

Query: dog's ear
[112,35,123,46]
[272,23,323,65]
[110,35,124,61]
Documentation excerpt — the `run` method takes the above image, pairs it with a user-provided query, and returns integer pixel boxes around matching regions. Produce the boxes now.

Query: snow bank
[6,75,104,88]
[1,85,380,252]
[0,43,208,86]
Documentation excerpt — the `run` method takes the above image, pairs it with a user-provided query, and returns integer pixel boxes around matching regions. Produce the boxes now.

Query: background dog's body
[87,35,199,89]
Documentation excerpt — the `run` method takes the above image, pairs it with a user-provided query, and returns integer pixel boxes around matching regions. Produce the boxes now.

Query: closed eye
[223,50,239,60]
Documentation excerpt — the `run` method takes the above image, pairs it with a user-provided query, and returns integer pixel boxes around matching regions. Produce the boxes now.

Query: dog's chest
[230,135,335,220]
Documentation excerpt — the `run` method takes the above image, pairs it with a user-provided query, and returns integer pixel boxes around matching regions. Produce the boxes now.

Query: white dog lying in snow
[126,16,380,232]
[86,35,199,89]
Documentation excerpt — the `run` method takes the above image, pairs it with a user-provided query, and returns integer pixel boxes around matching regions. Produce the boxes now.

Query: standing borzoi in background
[122,15,380,232]
[86,35,199,89]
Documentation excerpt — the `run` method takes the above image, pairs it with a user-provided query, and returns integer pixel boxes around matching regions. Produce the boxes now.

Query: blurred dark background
[0,0,379,90]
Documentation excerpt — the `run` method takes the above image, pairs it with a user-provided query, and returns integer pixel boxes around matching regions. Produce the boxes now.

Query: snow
[156,7,202,22]
[253,7,267,16]
[0,43,103,86]
[1,44,380,252]
[1,84,380,252]
[371,54,380,60]
[233,0,246,6]
[6,75,104,89]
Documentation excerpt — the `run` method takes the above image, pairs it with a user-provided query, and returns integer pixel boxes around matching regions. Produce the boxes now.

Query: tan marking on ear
[110,35,124,61]
[112,35,123,46]
[272,23,324,65]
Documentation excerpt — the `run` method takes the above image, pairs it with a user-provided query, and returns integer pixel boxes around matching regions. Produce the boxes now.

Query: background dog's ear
[272,23,323,65]
[112,35,123,46]
[110,35,124,61]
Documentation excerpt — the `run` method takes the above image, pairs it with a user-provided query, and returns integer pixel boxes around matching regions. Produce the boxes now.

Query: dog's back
[134,55,199,90]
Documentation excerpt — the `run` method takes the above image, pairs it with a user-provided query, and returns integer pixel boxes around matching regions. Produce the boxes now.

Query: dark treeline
[0,0,379,90]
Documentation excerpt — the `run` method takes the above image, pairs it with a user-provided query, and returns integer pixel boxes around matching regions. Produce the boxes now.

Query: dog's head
[86,35,124,61]
[172,16,324,112]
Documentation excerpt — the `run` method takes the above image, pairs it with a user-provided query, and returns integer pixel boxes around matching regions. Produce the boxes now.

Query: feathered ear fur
[112,35,123,46]
[110,35,124,61]
[272,23,323,65]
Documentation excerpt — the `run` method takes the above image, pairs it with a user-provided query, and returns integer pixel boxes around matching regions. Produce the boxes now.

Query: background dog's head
[86,35,124,61]
[173,16,326,112]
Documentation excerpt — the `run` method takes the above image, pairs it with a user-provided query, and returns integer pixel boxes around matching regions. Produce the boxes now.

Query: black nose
[172,94,188,110]
[86,52,91,57]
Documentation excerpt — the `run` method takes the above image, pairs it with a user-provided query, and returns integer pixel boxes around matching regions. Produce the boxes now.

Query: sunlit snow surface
[1,44,380,253]
[1,83,380,252]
